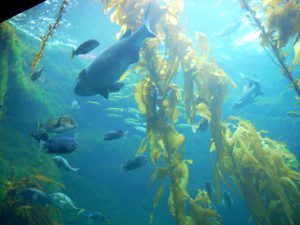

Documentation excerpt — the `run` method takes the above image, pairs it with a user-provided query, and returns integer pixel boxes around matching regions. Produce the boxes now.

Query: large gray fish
[122,154,148,171]
[52,155,79,172]
[43,136,77,154]
[18,187,51,206]
[71,39,100,59]
[232,77,263,109]
[74,3,156,99]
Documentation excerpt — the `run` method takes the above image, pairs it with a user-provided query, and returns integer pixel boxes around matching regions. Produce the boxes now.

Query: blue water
[2,0,300,225]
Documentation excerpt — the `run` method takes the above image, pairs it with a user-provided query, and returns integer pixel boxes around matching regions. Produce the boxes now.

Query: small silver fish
[52,156,79,172]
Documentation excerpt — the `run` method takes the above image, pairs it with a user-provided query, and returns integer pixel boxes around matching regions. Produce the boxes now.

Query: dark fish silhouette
[30,128,49,142]
[74,3,156,99]
[71,39,100,59]
[18,187,51,206]
[232,76,263,109]
[30,67,44,81]
[122,154,148,171]
[198,118,209,132]
[43,136,77,154]
[103,130,127,141]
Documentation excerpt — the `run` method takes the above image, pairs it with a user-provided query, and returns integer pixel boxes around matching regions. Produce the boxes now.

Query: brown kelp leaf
[293,41,300,64]
[153,185,164,208]
[32,174,65,189]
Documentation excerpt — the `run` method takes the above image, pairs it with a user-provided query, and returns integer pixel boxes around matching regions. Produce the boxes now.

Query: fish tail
[77,208,85,214]
[71,167,80,172]
[141,2,156,38]
[71,49,75,59]
[123,130,129,139]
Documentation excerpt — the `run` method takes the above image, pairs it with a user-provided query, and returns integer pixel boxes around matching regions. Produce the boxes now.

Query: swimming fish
[103,130,127,141]
[48,192,84,213]
[71,100,80,110]
[18,187,51,206]
[122,154,148,171]
[213,20,241,37]
[52,156,79,172]
[30,128,49,142]
[74,3,156,99]
[30,67,44,81]
[106,113,121,118]
[81,211,111,225]
[287,111,300,118]
[71,39,100,59]
[86,100,101,106]
[43,136,77,154]
[223,190,233,211]
[39,115,77,133]
[134,126,146,133]
[232,76,263,109]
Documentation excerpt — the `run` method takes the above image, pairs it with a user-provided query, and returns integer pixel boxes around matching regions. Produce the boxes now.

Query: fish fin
[191,124,198,133]
[77,208,85,214]
[78,69,86,80]
[140,2,156,39]
[121,29,132,39]
[71,167,80,172]
[123,130,129,139]
[98,89,109,99]
[121,164,128,171]
[107,82,125,93]
[71,49,76,59]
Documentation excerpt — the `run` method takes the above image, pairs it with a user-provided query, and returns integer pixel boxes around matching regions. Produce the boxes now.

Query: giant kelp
[100,0,221,224]
[239,0,300,100]
[217,118,300,225]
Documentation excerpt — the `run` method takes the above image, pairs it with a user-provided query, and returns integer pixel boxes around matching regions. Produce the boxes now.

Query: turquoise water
[1,0,300,225]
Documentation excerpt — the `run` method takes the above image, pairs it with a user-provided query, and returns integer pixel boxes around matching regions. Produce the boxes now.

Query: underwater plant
[31,0,69,74]
[239,0,300,101]
[100,1,222,224]
[0,164,62,225]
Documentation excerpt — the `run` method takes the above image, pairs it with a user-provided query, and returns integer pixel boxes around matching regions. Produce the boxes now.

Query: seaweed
[0,164,62,225]
[239,0,300,100]
[100,1,222,224]
[31,0,69,74]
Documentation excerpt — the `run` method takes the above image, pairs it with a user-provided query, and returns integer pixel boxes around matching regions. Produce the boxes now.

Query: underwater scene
[0,0,300,224]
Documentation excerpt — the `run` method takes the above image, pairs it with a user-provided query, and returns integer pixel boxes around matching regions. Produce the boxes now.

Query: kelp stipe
[31,0,69,74]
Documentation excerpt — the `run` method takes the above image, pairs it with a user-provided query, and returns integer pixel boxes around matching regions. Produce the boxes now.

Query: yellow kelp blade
[135,138,148,155]
[196,102,211,121]
[262,0,281,7]
[153,185,164,209]
[293,41,300,65]
[32,174,65,189]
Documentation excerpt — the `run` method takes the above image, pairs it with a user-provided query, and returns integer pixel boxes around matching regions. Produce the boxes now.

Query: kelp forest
[0,0,299,225]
